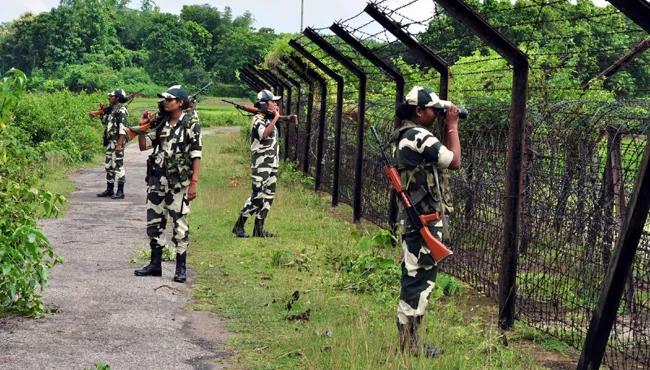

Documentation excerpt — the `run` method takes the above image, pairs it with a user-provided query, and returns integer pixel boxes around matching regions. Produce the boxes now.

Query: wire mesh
[241,0,650,367]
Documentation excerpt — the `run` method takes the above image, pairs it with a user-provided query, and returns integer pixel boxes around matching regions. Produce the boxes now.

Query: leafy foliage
[0,0,283,94]
[0,69,64,316]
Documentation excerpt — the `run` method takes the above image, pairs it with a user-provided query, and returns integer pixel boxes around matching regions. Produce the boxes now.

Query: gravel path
[0,127,236,370]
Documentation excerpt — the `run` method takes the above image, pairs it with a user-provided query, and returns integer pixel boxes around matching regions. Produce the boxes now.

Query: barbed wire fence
[238,0,650,368]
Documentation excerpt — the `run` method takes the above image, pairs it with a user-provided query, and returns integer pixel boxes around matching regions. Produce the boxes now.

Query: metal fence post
[289,39,344,206]
[273,68,293,116]
[433,0,529,330]
[304,27,367,222]
[329,21,405,233]
[289,54,327,190]
[259,68,287,99]
[276,66,300,160]
[277,63,303,161]
[576,1,650,368]
[248,64,280,95]
[365,3,451,234]
[239,72,261,91]
[240,67,268,91]
[577,140,650,370]
[289,55,319,175]
[282,56,314,167]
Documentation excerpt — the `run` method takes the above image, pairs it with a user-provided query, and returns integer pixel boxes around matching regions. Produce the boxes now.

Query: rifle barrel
[370,126,391,165]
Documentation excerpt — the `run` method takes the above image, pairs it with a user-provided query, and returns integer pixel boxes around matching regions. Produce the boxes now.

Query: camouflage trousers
[147,186,190,255]
[239,166,278,220]
[104,141,125,184]
[397,220,443,324]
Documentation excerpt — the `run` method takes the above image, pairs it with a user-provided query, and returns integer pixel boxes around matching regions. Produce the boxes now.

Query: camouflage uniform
[103,104,128,184]
[239,113,279,220]
[391,120,454,323]
[389,86,456,357]
[145,112,202,255]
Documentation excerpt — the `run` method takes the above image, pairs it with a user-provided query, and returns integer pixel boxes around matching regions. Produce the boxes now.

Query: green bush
[64,63,120,92]
[1,68,64,316]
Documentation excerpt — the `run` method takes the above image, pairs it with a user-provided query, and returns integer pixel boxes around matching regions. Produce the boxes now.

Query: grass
[186,130,559,369]
[35,152,104,218]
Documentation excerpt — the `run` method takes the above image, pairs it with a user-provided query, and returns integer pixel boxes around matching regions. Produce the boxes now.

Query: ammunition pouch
[166,152,192,188]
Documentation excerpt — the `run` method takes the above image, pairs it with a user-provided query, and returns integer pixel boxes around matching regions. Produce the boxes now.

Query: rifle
[189,82,214,105]
[125,88,145,106]
[370,126,453,264]
[88,103,110,119]
[124,83,214,141]
[221,99,297,124]
[88,89,144,118]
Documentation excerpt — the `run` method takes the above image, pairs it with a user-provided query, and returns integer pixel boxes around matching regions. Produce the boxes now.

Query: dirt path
[0,127,237,370]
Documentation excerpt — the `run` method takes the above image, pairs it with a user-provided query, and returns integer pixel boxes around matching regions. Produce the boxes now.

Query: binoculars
[436,106,468,120]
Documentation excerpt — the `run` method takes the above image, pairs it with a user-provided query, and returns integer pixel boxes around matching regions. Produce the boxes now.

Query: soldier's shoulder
[400,127,432,140]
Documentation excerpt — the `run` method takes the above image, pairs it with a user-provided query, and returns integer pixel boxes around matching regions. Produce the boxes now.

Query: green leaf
[355,237,374,253]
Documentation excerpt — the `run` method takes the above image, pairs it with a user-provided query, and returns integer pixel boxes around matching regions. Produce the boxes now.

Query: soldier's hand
[188,183,197,201]
[445,104,461,127]
[139,111,153,125]
[116,144,122,154]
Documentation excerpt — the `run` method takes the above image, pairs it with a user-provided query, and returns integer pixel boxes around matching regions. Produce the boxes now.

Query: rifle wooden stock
[125,122,150,141]
[371,125,453,264]
[419,223,452,263]
[88,103,107,118]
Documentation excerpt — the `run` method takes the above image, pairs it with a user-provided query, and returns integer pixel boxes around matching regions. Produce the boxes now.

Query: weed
[130,244,176,263]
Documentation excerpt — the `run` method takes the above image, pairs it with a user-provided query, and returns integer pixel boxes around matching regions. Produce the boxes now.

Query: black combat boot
[253,218,277,238]
[173,253,187,283]
[232,215,249,238]
[397,317,441,358]
[96,182,114,197]
[111,183,125,199]
[134,247,163,276]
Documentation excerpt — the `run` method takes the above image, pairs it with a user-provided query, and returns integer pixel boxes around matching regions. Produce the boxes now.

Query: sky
[0,0,611,36]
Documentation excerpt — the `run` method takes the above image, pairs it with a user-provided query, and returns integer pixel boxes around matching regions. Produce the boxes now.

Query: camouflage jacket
[103,104,128,144]
[389,120,454,223]
[147,112,202,192]
[250,113,279,168]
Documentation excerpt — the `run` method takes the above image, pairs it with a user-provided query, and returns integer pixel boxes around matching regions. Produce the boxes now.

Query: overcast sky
[1,0,610,35]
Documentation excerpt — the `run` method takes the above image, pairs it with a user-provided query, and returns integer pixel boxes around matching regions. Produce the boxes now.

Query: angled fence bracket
[289,39,345,206]
[304,27,367,222]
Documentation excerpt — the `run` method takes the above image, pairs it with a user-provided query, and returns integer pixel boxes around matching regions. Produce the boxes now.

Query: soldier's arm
[441,105,461,169]
[188,120,202,201]
[116,110,128,152]
[261,106,280,140]
[400,128,454,169]
[262,115,279,140]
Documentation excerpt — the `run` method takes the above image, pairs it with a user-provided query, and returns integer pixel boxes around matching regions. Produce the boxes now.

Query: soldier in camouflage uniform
[134,85,202,283]
[389,86,462,357]
[94,89,128,199]
[232,89,281,238]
